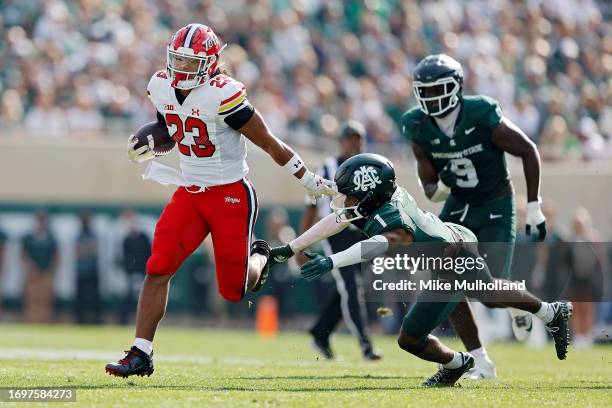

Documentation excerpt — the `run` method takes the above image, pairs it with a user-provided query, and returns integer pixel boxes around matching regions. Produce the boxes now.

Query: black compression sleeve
[224,104,255,130]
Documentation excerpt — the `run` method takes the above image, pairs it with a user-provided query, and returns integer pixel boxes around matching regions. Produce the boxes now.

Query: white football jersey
[147,71,250,187]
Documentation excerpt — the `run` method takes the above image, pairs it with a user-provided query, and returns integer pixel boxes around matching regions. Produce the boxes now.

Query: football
[132,120,175,155]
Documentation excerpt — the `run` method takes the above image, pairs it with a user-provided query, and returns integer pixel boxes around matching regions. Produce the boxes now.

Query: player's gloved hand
[438,162,457,188]
[300,170,337,203]
[269,244,295,268]
[526,201,547,241]
[300,251,333,281]
[127,135,155,163]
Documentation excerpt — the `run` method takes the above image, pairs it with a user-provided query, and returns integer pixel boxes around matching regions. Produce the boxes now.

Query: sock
[469,346,490,363]
[534,302,554,324]
[250,253,267,272]
[134,338,153,355]
[442,352,464,369]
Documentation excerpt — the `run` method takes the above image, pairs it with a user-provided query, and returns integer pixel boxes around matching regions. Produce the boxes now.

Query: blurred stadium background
[0,0,610,349]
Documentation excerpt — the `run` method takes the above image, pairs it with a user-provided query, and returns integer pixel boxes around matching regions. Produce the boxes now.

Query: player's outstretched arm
[412,143,453,202]
[269,213,350,266]
[300,234,390,281]
[299,227,412,281]
[239,110,336,199]
[491,117,546,240]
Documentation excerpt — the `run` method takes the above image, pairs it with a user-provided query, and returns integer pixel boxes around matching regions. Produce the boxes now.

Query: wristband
[430,180,451,202]
[283,154,305,175]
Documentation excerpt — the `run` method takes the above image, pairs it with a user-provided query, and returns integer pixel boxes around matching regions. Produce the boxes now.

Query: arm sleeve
[289,213,349,252]
[328,235,389,269]
[224,103,254,130]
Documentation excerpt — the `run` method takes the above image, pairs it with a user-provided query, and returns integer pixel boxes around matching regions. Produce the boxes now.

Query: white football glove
[127,134,155,163]
[526,201,547,241]
[299,170,337,203]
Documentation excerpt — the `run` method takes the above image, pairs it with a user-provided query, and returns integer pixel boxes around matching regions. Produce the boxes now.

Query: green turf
[0,324,609,407]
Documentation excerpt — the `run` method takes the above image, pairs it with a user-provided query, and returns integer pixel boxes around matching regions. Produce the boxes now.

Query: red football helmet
[167,24,226,90]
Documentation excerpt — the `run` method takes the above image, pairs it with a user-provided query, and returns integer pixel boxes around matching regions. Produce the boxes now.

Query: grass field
[0,324,610,407]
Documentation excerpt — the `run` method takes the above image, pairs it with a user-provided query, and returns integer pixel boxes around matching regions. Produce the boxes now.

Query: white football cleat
[463,357,497,380]
[510,308,533,342]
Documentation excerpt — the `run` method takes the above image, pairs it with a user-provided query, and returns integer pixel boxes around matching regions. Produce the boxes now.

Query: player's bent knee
[397,331,428,354]
[146,254,176,276]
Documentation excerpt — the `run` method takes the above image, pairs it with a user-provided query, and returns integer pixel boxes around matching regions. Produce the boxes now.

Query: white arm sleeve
[329,235,389,269]
[430,180,451,202]
[289,213,349,252]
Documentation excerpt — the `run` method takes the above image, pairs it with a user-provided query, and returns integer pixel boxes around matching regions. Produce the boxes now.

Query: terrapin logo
[353,166,382,192]
[203,37,219,52]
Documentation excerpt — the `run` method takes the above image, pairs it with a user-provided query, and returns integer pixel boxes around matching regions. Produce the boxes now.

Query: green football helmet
[331,153,396,222]
[412,54,464,117]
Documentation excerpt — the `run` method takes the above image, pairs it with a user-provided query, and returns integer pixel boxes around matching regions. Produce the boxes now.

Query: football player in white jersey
[106,24,336,378]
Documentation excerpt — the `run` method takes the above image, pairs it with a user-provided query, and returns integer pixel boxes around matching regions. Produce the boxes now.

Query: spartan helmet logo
[353,166,382,192]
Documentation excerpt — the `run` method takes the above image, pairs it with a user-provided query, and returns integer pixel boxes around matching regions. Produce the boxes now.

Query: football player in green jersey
[402,54,547,379]
[269,154,571,387]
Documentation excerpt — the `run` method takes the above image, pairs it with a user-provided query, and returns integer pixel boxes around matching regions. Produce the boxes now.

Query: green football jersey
[401,95,510,204]
[362,187,456,242]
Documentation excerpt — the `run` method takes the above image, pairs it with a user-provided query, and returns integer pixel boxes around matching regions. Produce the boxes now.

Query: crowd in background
[0,0,610,160]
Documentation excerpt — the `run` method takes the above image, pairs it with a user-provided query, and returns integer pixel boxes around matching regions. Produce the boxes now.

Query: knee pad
[397,332,428,354]
[146,254,175,276]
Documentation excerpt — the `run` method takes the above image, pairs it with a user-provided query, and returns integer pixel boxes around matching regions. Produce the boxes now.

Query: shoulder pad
[401,107,427,141]
[364,204,403,237]
[462,95,503,127]
[147,70,170,99]
[212,75,248,115]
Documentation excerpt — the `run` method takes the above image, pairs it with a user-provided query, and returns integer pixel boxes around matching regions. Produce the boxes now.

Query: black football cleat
[250,240,271,292]
[311,336,335,360]
[422,352,475,387]
[545,301,573,360]
[363,348,383,361]
[105,346,154,378]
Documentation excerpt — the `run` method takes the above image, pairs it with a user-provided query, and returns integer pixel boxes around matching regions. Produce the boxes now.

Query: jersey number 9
[449,158,478,188]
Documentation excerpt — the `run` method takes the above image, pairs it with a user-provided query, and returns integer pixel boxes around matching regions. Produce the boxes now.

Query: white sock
[469,346,490,363]
[250,253,267,272]
[534,302,554,324]
[134,338,153,355]
[442,352,464,369]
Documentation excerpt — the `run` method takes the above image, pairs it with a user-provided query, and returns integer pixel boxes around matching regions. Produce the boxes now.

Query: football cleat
[545,301,573,360]
[510,308,533,342]
[311,337,335,360]
[250,240,271,292]
[363,348,383,361]
[423,352,475,387]
[105,346,154,378]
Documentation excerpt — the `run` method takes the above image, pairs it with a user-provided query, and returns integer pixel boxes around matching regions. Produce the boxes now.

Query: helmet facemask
[330,194,364,223]
[413,76,461,117]
[167,47,219,90]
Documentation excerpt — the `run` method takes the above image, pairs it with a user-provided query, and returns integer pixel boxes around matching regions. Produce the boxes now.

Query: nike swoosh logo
[489,214,502,219]
[465,127,476,135]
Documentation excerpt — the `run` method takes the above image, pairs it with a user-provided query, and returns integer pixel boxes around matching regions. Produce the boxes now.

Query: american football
[132,120,175,155]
